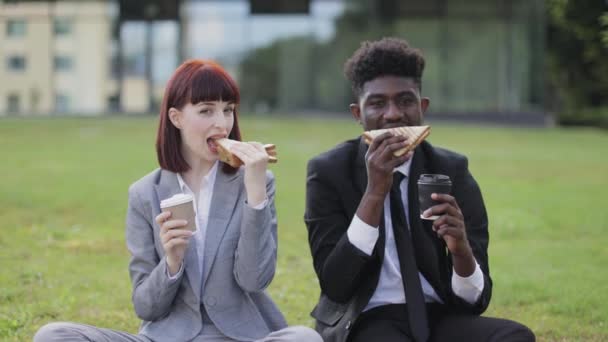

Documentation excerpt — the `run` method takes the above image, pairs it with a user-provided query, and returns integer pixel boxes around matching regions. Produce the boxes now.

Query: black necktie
[390,172,429,342]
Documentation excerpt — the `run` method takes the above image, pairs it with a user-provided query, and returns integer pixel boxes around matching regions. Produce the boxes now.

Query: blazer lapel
[353,138,368,197]
[154,170,202,300]
[202,168,241,289]
[407,146,449,300]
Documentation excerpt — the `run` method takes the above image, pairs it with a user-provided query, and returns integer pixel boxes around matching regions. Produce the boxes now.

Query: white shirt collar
[176,161,219,193]
[393,153,413,178]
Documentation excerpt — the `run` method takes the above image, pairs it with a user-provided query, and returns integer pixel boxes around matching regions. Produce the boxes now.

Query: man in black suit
[304,37,535,342]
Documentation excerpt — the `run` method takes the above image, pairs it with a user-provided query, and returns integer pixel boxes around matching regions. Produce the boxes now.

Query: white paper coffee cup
[160,194,197,232]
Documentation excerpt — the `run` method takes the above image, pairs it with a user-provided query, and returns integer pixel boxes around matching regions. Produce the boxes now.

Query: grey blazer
[125,166,287,341]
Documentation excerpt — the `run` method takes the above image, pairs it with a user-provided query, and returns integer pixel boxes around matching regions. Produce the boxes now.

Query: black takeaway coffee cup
[418,174,452,220]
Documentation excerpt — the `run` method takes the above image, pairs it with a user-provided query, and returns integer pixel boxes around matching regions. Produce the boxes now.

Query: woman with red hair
[35,60,321,342]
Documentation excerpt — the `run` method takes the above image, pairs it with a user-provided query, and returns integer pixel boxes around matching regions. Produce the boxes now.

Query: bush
[557,107,608,129]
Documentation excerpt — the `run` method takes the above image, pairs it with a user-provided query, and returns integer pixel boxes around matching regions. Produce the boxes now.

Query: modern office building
[1,0,545,117]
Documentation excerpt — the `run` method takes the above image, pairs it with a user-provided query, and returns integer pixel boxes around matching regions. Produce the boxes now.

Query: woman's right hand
[155,211,193,276]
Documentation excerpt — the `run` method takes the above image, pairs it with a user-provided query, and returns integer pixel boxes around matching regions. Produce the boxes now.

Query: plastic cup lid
[160,193,194,208]
[418,174,451,184]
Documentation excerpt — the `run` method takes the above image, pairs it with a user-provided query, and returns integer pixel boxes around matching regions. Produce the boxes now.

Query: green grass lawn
[1,116,606,341]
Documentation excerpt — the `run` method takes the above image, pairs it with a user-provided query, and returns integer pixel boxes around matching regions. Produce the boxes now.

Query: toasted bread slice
[216,138,243,168]
[362,125,431,156]
[215,138,278,168]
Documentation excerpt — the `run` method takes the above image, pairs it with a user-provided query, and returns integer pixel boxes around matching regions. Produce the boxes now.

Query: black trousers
[347,304,535,342]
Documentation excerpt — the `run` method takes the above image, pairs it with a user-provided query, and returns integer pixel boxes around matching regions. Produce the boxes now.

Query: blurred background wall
[1,0,606,127]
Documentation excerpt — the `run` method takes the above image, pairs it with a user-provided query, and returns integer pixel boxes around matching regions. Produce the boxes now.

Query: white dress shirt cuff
[248,198,268,210]
[451,261,485,304]
[347,215,379,256]
[166,259,185,281]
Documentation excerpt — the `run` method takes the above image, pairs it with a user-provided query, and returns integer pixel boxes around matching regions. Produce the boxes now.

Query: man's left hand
[423,193,473,258]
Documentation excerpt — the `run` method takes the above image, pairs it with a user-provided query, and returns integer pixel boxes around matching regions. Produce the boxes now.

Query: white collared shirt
[347,158,485,311]
[170,161,220,279]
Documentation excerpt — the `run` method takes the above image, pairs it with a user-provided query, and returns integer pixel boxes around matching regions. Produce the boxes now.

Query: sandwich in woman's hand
[215,138,278,168]
[362,125,431,156]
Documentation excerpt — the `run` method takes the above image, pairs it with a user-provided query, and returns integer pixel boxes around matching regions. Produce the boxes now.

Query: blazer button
[206,296,217,307]
[345,320,352,330]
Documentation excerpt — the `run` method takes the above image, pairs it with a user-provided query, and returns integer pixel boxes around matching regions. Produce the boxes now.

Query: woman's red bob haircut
[156,59,242,174]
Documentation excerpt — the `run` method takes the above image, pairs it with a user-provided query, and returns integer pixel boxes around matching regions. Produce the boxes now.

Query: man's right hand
[365,132,412,197]
[355,133,412,228]
[156,211,194,276]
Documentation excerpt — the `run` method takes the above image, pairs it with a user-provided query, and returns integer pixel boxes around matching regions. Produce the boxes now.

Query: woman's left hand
[230,141,268,207]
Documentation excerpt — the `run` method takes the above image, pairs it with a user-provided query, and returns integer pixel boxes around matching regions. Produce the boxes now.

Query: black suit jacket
[304,138,493,342]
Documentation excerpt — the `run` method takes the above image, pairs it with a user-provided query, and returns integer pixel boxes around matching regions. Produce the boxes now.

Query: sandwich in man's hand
[362,125,431,156]
[215,138,278,168]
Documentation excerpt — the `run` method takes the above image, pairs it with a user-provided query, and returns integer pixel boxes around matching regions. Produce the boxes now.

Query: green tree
[239,36,318,113]
[239,43,280,112]
[238,0,398,113]
[601,13,608,48]
[547,0,608,127]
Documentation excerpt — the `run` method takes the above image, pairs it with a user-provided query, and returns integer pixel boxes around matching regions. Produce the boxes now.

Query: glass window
[54,56,73,71]
[6,56,26,71]
[54,18,72,36]
[151,21,178,84]
[107,94,120,112]
[121,22,146,77]
[55,94,71,112]
[6,19,26,37]
[7,94,20,113]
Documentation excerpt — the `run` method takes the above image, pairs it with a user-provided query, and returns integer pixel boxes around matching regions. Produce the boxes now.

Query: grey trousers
[33,322,322,342]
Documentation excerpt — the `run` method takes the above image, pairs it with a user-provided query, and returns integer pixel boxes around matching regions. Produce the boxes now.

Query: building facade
[1,0,545,116]
[1,1,116,115]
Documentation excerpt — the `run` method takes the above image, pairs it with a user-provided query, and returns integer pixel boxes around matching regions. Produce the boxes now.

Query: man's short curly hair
[344,37,425,97]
